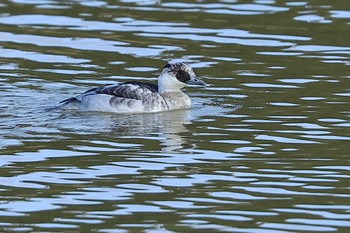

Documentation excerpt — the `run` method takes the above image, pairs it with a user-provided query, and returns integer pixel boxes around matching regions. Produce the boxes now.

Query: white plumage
[58,61,206,114]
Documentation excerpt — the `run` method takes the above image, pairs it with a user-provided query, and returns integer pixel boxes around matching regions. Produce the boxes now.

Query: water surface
[1,0,350,232]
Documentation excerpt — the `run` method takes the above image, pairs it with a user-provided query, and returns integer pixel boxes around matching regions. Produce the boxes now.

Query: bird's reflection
[55,108,193,153]
[53,97,239,153]
[110,109,192,153]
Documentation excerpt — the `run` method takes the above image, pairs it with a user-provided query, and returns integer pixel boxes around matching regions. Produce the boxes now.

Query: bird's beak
[186,75,207,86]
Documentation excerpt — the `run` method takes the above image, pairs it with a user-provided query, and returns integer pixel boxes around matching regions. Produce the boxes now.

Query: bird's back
[59,82,170,113]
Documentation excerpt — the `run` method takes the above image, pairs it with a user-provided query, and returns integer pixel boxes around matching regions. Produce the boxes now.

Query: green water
[1,0,350,232]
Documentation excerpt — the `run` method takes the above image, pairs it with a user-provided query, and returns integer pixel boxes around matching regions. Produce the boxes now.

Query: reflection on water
[1,0,350,232]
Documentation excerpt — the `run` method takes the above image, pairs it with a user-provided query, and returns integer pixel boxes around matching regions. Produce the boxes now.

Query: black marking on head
[175,69,191,83]
[164,62,193,83]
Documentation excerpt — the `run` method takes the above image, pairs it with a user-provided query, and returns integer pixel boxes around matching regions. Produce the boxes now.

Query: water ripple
[1,0,350,232]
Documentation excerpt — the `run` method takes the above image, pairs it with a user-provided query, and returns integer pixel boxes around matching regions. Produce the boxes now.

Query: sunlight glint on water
[0,0,350,232]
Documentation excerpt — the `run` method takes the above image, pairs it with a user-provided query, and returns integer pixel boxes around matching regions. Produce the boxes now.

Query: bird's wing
[60,81,158,104]
[93,81,158,100]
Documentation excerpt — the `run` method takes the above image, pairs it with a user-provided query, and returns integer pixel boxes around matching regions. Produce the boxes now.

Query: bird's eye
[176,70,190,83]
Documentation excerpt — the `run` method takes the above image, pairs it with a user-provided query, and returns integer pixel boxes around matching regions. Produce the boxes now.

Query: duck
[58,61,206,113]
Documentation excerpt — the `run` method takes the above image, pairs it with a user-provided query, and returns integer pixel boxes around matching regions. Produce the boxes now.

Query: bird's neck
[158,87,183,93]
[157,73,184,93]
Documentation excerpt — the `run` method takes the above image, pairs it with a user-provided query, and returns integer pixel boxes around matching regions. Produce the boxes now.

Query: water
[1,0,350,232]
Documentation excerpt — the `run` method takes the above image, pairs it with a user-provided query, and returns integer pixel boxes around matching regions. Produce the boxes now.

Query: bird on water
[58,61,206,113]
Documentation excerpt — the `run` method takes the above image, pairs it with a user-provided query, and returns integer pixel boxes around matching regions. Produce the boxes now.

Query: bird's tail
[56,97,80,110]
